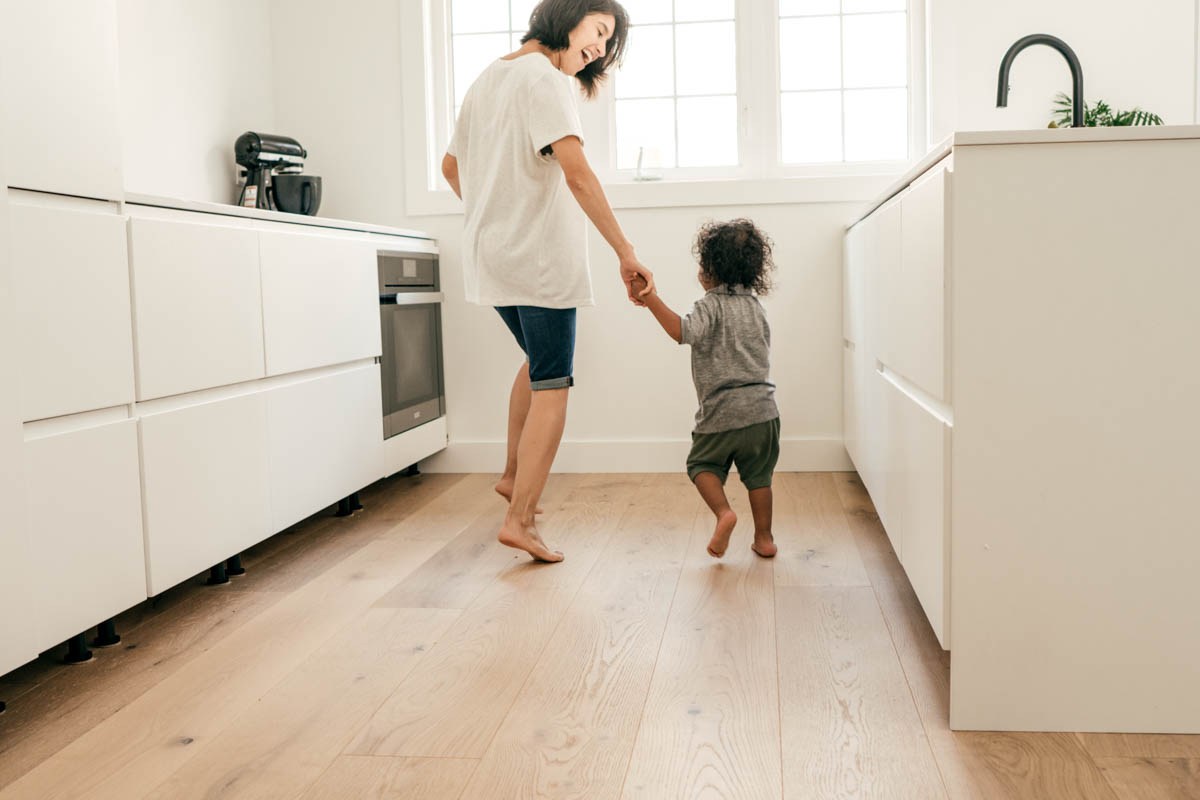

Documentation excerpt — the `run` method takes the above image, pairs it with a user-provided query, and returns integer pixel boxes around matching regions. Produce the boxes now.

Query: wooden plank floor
[0,471,1196,799]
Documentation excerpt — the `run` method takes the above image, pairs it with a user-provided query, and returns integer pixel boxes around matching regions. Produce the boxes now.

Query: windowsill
[404,171,905,217]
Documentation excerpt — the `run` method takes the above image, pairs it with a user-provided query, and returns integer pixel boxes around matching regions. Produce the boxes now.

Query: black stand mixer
[234,132,307,211]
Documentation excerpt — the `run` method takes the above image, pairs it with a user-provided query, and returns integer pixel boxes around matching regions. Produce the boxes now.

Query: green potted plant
[1049,92,1164,127]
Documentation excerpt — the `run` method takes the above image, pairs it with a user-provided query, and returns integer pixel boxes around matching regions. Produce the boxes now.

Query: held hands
[619,252,656,306]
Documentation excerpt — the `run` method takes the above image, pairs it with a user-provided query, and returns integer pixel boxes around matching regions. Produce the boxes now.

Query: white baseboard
[421,436,852,474]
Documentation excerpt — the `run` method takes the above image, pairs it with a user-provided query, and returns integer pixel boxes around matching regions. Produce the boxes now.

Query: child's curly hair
[692,218,775,295]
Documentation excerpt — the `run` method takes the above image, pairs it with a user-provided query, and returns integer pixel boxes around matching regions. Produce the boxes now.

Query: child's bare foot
[752,532,777,558]
[498,519,563,562]
[706,509,738,558]
[494,479,543,514]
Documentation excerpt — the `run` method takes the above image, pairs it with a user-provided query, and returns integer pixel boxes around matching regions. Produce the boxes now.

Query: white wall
[928,0,1198,144]
[116,0,278,204]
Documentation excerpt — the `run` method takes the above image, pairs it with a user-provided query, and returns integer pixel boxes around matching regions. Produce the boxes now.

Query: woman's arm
[441,153,462,199]
[551,135,655,305]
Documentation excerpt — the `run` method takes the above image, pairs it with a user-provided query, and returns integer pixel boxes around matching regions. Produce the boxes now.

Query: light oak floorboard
[776,584,947,799]
[457,475,698,800]
[620,503,781,800]
[143,607,461,799]
[0,587,285,791]
[1095,757,1200,800]
[953,732,1121,800]
[772,473,870,587]
[0,533,448,800]
[1077,733,1200,759]
[373,475,584,609]
[301,756,478,800]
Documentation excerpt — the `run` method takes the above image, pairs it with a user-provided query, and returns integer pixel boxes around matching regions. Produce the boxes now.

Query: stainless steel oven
[378,249,444,439]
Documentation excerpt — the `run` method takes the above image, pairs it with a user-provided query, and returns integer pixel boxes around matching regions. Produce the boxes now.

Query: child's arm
[632,276,682,343]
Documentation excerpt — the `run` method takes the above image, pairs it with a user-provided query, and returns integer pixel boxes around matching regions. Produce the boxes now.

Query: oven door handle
[380,291,444,306]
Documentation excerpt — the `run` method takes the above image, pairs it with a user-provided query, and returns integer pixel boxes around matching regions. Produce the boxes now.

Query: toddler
[633,219,780,558]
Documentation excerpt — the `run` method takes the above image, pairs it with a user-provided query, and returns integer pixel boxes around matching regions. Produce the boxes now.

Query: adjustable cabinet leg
[92,619,120,648]
[206,562,229,586]
[350,492,362,512]
[0,701,5,714]
[402,463,420,478]
[335,496,352,517]
[63,634,93,665]
[226,554,245,576]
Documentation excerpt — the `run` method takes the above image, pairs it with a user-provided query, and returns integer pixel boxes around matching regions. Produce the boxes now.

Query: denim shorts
[495,306,577,390]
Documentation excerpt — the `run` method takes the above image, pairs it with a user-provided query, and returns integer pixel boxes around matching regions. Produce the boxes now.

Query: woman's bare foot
[752,532,777,558]
[494,479,543,514]
[707,509,738,558]
[498,519,563,562]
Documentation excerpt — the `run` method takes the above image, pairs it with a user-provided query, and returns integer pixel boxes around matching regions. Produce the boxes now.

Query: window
[612,2,739,172]
[402,0,924,213]
[779,0,909,164]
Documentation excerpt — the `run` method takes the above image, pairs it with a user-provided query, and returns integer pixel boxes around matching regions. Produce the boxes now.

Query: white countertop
[849,124,1200,228]
[123,192,434,240]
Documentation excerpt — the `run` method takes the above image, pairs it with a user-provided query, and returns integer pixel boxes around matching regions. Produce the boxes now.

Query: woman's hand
[619,252,655,306]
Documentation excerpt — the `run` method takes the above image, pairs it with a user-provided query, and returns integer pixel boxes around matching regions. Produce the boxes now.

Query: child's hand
[630,274,655,301]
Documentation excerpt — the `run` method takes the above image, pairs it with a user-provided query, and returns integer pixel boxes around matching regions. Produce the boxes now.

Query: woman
[441,0,651,563]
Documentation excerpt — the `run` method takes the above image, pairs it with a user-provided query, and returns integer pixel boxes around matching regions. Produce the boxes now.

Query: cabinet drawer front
[24,419,146,651]
[843,224,865,345]
[259,231,379,376]
[130,218,265,400]
[893,161,949,402]
[882,373,951,648]
[11,202,135,421]
[843,343,862,470]
[140,392,270,595]
[267,365,384,532]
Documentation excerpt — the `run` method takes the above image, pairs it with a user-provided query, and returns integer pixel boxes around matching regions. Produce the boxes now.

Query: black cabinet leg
[206,562,229,586]
[402,463,420,477]
[226,554,245,576]
[0,701,6,714]
[63,634,93,665]
[335,492,362,517]
[92,619,120,648]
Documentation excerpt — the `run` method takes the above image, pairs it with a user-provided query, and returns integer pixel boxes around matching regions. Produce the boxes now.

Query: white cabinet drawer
[10,199,135,421]
[130,218,265,400]
[140,392,270,596]
[893,159,950,402]
[267,365,385,532]
[864,199,902,371]
[24,419,146,652]
[259,231,379,376]
[0,0,123,200]
[881,371,951,648]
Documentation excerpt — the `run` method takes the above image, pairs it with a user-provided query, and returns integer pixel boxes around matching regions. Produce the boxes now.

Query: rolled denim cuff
[530,376,574,391]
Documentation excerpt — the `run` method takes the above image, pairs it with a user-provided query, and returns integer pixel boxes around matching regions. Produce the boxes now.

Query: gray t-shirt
[680,285,780,434]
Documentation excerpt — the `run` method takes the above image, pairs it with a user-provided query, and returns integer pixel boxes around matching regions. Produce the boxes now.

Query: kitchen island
[843,125,1200,732]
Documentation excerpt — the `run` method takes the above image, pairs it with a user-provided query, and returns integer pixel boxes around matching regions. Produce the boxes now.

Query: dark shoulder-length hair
[520,0,629,99]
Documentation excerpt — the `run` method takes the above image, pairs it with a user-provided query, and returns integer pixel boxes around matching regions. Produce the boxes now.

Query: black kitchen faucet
[996,34,1085,128]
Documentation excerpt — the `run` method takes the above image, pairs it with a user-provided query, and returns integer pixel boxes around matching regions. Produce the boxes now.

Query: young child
[633,219,780,559]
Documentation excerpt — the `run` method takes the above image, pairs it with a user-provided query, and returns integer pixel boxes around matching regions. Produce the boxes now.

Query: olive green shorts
[686,417,781,491]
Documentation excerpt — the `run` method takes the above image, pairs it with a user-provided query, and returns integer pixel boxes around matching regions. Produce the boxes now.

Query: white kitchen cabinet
[881,372,950,648]
[24,418,146,653]
[267,365,385,532]
[139,390,270,596]
[10,195,135,421]
[895,159,950,402]
[0,169,35,678]
[0,0,123,200]
[259,229,379,376]
[129,217,265,400]
[846,128,1200,733]
[841,342,861,472]
[842,223,865,346]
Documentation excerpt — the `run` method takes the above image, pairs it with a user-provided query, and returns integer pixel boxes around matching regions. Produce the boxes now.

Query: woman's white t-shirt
[447,53,593,309]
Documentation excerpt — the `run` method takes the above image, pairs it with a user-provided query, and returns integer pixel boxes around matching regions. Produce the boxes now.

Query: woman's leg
[495,362,531,501]
[497,386,569,562]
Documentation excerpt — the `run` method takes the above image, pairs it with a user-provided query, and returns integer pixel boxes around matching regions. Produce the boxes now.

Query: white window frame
[401,0,926,216]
